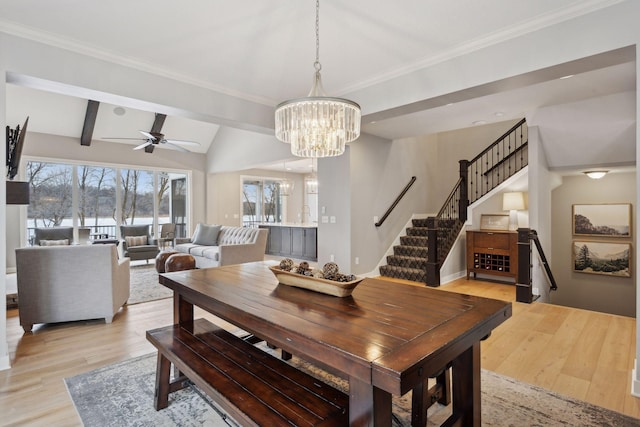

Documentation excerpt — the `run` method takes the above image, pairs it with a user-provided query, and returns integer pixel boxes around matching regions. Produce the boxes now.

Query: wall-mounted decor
[480,214,510,231]
[573,203,631,237]
[573,240,631,277]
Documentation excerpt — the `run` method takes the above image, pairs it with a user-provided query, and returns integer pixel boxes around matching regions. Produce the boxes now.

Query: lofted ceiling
[0,0,636,169]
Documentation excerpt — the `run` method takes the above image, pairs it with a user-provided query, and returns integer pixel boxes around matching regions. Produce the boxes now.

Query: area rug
[65,351,640,427]
[127,264,173,305]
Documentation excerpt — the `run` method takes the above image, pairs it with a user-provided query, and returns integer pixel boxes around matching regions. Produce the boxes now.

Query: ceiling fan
[103,131,200,152]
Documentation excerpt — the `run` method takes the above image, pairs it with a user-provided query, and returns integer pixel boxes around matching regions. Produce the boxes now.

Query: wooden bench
[146,318,349,427]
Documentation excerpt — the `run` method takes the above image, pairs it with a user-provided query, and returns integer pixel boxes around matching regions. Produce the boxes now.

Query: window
[77,165,117,238]
[242,179,285,227]
[25,160,190,244]
[119,168,154,225]
[27,162,73,244]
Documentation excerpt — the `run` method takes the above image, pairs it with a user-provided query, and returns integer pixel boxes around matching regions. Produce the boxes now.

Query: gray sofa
[15,244,130,332]
[174,224,268,268]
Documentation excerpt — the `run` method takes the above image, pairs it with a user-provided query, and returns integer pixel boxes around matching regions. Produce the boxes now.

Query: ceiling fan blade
[133,141,153,150]
[163,142,191,152]
[163,138,200,146]
[138,130,157,140]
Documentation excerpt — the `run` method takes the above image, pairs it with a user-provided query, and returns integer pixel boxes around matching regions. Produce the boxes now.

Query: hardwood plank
[2,278,640,426]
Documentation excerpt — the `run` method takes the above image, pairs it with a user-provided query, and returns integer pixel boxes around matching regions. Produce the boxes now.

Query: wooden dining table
[158,261,512,427]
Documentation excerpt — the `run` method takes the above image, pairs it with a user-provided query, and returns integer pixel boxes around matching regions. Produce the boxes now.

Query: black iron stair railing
[426,118,528,286]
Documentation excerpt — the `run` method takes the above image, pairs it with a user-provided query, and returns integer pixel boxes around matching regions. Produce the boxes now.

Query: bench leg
[154,353,171,410]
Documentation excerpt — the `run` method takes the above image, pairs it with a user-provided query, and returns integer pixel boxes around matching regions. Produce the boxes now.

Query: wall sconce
[584,171,608,179]
[503,191,526,230]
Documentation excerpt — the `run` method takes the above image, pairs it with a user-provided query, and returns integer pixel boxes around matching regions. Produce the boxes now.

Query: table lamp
[503,192,525,230]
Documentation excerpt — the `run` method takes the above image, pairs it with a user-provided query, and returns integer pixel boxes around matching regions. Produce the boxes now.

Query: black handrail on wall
[375,176,416,227]
[516,228,558,303]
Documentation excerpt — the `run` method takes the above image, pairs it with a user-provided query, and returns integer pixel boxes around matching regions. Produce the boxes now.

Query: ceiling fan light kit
[275,0,361,158]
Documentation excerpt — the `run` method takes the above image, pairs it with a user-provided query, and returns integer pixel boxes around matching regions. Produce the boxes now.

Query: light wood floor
[1,276,639,425]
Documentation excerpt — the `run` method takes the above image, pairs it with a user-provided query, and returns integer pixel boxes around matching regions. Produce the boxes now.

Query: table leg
[349,377,392,427]
[173,293,193,379]
[174,293,194,327]
[451,342,481,426]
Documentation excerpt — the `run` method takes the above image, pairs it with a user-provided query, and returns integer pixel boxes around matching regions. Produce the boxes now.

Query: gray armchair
[33,226,74,246]
[15,244,129,332]
[157,223,176,249]
[120,224,160,262]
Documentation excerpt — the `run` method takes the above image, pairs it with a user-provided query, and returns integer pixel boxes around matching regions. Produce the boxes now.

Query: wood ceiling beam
[145,113,167,153]
[80,100,100,146]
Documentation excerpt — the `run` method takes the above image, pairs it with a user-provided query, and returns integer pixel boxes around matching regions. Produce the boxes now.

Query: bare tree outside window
[242,179,284,226]
[25,160,188,243]
[157,174,170,223]
[77,166,116,233]
[27,162,72,227]
[120,169,154,226]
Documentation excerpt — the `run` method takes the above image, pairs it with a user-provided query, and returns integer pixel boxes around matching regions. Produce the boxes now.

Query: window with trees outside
[242,179,286,227]
[26,160,189,246]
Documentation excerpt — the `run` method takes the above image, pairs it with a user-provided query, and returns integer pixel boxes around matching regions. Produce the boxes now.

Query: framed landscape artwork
[480,214,510,231]
[572,203,631,237]
[573,240,631,277]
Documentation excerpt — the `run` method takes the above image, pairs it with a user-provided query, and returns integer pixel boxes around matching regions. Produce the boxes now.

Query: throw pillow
[192,224,222,246]
[40,239,70,246]
[125,235,148,247]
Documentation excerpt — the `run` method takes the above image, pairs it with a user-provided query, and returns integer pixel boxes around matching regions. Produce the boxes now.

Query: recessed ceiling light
[494,111,504,117]
[445,103,454,107]
[560,74,574,80]
[472,120,487,126]
[113,106,126,116]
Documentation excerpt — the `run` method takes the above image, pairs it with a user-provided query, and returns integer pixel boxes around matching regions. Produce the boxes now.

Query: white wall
[207,126,294,174]
[207,168,305,227]
[317,149,352,270]
[349,134,431,274]
[527,126,557,302]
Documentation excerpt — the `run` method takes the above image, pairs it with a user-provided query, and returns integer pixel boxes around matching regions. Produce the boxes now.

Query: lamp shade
[503,192,525,211]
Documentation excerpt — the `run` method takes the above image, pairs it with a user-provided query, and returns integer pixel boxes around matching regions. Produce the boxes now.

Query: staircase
[379,218,429,282]
[379,118,529,286]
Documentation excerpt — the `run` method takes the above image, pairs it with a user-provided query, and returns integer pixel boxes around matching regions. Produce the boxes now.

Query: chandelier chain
[314,0,321,71]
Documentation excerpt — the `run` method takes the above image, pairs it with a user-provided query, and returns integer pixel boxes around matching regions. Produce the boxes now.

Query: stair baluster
[379,118,529,286]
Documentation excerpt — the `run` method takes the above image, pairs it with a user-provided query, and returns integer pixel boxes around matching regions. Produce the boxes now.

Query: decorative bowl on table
[268,266,363,297]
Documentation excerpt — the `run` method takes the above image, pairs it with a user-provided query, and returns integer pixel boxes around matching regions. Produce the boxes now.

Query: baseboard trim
[0,353,10,371]
[631,360,640,397]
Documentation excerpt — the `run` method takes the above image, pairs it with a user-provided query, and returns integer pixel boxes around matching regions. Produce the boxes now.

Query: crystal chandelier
[275,0,361,158]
